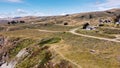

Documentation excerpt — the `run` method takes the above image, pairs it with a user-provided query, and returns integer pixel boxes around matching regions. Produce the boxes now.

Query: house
[115,19,120,27]
[86,26,96,30]
[99,19,111,24]
[115,19,120,24]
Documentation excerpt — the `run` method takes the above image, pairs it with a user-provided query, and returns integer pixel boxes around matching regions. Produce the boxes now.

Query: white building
[116,19,120,24]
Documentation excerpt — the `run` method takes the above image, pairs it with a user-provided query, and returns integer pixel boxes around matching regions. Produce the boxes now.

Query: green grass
[38,37,61,46]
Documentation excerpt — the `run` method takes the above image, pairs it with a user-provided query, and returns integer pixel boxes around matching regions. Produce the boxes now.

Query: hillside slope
[15,8,120,25]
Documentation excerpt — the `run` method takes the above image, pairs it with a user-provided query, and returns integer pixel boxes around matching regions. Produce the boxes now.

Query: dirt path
[38,29,63,33]
[50,45,82,68]
[69,28,120,43]
[37,28,120,43]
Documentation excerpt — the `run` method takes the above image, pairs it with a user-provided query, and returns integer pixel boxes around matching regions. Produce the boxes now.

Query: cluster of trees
[8,20,25,25]
[82,23,90,29]
[114,15,120,23]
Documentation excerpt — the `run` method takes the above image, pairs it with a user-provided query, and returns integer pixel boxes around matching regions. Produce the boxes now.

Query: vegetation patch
[38,37,61,46]
[16,47,43,68]
[9,39,35,59]
[38,51,52,68]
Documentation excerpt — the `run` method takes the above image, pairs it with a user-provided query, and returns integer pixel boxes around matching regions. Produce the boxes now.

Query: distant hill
[16,8,120,25]
[0,20,9,24]
[0,8,120,25]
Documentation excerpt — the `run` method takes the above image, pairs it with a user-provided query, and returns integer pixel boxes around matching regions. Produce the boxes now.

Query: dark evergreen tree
[20,21,25,23]
[82,23,89,29]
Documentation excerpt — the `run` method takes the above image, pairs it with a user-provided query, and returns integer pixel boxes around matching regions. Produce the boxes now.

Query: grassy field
[76,28,116,39]
[0,24,120,68]
[98,27,120,34]
[52,32,120,68]
[0,29,58,39]
[76,27,120,39]
[5,23,77,31]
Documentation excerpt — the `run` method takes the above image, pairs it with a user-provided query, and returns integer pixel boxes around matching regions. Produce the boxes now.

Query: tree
[82,23,90,29]
[99,24,104,27]
[113,15,120,23]
[89,15,93,19]
[64,22,68,25]
[20,21,25,23]
[8,22,11,25]
[11,21,16,24]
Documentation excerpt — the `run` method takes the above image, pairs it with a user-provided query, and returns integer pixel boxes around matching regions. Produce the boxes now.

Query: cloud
[0,9,48,18]
[8,0,22,2]
[96,0,120,10]
[0,0,23,3]
[17,9,27,14]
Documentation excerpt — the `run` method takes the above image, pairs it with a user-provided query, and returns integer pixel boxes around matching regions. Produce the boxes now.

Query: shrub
[82,23,90,29]
[64,22,68,25]
[99,24,104,27]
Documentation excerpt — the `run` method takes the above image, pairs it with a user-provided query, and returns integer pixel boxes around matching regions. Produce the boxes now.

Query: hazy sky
[0,0,120,18]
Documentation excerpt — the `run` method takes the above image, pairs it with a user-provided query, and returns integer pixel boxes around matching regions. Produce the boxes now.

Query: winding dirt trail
[69,28,120,43]
[37,28,120,43]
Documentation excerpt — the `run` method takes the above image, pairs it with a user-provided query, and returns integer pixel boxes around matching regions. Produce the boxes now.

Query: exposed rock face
[0,36,5,48]
[0,36,9,66]
[0,36,20,67]
[0,48,29,68]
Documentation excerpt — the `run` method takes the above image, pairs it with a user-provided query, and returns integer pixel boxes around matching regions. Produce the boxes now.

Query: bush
[64,22,68,25]
[82,23,90,29]
[99,24,104,27]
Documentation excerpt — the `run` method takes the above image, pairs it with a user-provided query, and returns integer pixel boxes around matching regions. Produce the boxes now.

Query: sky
[0,0,120,18]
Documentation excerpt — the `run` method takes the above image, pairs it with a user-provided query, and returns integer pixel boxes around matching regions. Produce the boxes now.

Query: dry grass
[0,24,120,68]
[76,29,116,39]
[52,33,120,68]
[0,29,57,39]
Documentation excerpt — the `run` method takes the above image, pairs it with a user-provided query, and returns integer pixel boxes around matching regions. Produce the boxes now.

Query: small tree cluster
[112,15,120,23]
[8,20,25,25]
[82,23,90,29]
